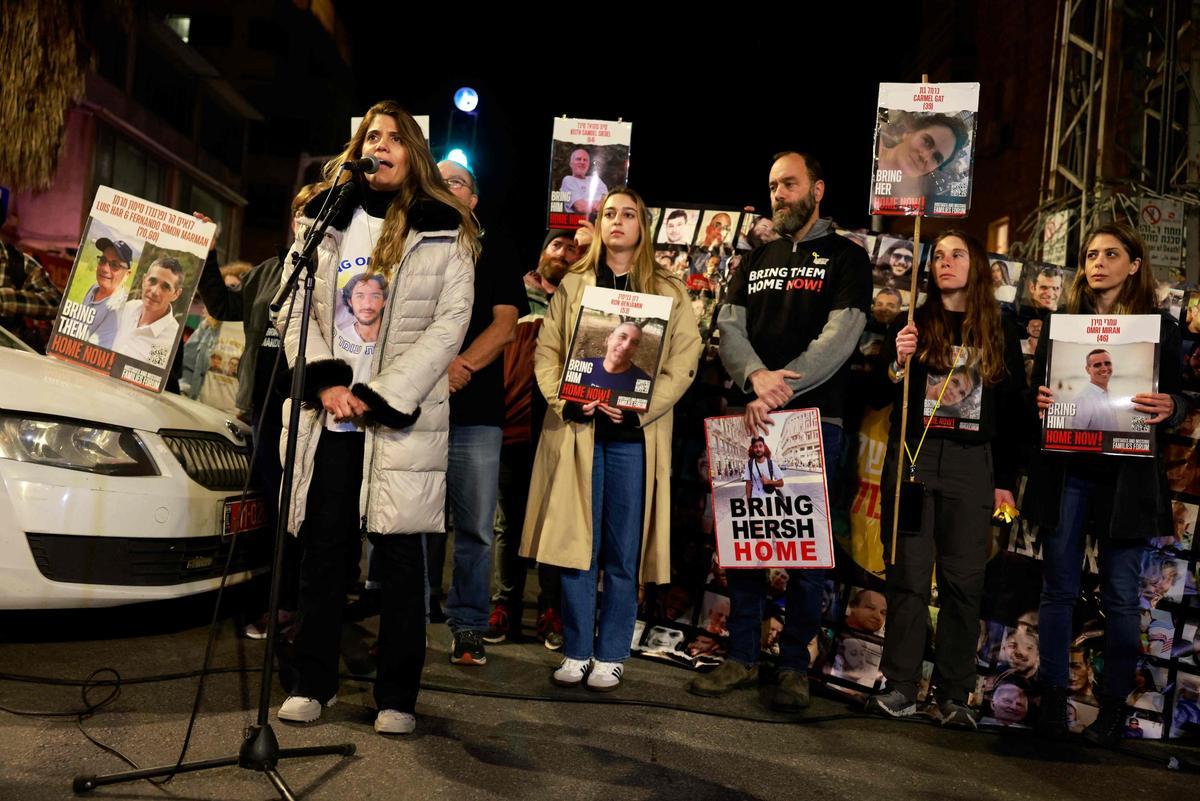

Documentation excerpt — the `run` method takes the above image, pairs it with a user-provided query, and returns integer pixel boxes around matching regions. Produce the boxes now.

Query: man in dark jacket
[690,151,872,712]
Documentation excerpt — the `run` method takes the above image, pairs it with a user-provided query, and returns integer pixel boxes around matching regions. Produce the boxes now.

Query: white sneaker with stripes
[586,660,623,691]
[552,657,590,687]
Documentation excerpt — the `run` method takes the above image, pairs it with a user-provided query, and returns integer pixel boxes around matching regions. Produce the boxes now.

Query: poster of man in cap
[47,185,215,392]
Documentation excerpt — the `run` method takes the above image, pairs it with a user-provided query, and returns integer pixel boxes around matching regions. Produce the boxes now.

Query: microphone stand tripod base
[72,724,355,800]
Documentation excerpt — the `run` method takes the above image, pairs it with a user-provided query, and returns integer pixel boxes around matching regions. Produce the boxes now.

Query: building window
[132,41,196,134]
[987,217,1010,255]
[91,124,167,206]
[164,15,191,43]
[184,180,232,264]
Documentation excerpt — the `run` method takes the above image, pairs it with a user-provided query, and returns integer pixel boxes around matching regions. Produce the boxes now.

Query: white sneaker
[277,695,336,723]
[551,657,591,687]
[374,709,417,735]
[586,661,623,692]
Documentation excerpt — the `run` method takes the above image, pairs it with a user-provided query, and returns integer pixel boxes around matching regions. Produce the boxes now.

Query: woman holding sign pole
[521,187,701,691]
[866,231,1027,728]
[1030,223,1188,746]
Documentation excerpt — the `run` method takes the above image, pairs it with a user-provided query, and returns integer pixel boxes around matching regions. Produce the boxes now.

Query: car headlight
[0,414,158,476]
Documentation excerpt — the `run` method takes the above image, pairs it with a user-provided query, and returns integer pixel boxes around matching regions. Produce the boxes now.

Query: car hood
[1,349,247,444]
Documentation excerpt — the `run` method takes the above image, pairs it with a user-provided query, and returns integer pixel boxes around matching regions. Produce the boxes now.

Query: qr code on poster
[948,179,969,198]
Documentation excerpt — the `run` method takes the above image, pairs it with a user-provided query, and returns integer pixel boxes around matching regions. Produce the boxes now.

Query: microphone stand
[73,178,363,800]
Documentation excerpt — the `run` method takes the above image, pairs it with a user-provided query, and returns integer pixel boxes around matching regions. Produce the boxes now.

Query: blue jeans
[443,425,503,633]
[560,439,646,663]
[1039,471,1144,700]
[727,422,843,673]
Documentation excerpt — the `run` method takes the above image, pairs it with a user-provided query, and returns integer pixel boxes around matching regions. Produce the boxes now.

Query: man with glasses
[112,257,184,367]
[878,242,914,286]
[427,159,528,665]
[80,237,133,348]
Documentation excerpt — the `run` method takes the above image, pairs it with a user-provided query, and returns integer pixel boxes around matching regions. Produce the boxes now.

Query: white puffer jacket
[279,189,475,535]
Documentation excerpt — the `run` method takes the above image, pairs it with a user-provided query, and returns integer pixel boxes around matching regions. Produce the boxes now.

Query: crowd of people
[1,100,1190,747]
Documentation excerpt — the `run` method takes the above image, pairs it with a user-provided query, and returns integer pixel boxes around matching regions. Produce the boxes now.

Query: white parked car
[0,326,269,609]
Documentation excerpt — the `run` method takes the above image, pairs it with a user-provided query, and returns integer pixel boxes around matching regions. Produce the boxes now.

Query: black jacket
[1024,311,1189,540]
[874,309,1029,491]
[196,251,284,414]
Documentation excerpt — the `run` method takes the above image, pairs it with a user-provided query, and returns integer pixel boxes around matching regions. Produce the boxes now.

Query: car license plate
[223,495,267,537]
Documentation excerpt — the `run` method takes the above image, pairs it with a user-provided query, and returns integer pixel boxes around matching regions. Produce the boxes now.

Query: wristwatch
[889,360,905,380]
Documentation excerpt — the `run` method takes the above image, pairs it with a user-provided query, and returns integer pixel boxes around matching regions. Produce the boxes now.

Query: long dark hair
[1065,222,1157,315]
[915,229,1007,385]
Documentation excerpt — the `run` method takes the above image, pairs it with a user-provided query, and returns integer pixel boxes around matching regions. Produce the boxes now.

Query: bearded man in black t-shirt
[688,151,872,712]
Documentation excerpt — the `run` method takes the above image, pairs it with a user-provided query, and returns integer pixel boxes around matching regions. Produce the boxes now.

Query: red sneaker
[537,607,564,651]
[483,604,514,644]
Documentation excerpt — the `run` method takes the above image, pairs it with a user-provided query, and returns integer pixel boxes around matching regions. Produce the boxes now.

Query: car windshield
[0,326,36,353]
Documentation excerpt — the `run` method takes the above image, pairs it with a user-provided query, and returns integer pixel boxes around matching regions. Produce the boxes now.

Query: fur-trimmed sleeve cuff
[300,358,353,406]
[352,383,421,430]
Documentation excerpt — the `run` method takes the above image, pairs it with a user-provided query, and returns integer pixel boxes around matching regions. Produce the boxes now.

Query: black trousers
[880,438,993,702]
[492,441,561,612]
[290,431,427,713]
[252,395,299,611]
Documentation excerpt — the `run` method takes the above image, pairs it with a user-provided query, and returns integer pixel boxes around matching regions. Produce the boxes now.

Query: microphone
[340,154,380,174]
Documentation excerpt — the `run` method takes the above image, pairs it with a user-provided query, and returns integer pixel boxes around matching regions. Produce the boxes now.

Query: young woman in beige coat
[521,187,702,691]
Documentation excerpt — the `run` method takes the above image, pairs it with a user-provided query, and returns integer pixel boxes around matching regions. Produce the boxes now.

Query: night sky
[336,18,904,261]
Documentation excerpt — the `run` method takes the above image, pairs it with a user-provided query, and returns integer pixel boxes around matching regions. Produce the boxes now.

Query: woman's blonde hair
[315,100,479,274]
[571,186,675,295]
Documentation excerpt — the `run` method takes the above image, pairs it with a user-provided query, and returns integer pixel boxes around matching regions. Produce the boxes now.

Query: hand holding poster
[1042,314,1161,456]
[547,117,632,229]
[559,286,671,411]
[47,186,216,392]
[704,410,834,569]
[869,82,980,217]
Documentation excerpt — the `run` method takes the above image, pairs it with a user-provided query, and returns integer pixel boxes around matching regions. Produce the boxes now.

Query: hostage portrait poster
[1042,314,1161,457]
[704,409,834,569]
[558,286,671,412]
[869,82,980,218]
[549,115,633,230]
[546,117,632,229]
[47,186,216,392]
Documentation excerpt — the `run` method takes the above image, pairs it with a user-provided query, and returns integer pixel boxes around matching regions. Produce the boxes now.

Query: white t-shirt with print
[326,206,385,433]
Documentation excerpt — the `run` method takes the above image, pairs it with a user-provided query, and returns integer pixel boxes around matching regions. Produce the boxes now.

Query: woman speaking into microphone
[276,100,479,736]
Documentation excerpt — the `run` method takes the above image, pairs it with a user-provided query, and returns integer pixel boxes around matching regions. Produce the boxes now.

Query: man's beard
[772,187,817,237]
[537,253,569,286]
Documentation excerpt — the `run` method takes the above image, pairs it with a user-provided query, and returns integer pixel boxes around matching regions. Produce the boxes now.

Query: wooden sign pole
[890,73,929,565]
